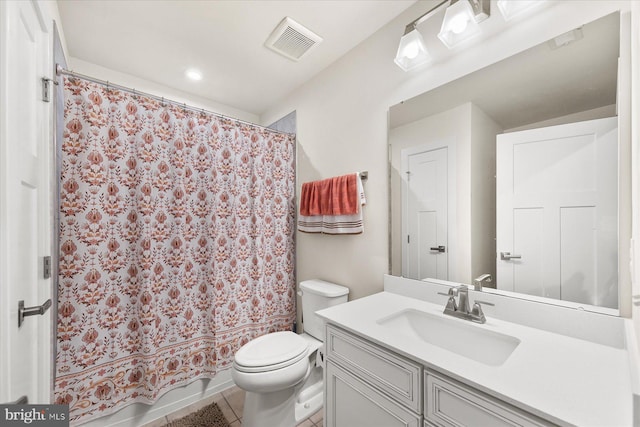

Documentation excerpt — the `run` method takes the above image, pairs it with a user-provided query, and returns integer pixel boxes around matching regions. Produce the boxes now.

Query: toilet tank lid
[300,280,349,297]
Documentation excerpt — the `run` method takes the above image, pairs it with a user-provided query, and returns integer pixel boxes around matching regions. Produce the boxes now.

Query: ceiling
[390,11,620,130]
[57,0,417,116]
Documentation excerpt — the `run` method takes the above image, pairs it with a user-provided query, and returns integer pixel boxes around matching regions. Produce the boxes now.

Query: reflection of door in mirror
[496,117,618,309]
[390,103,500,285]
[403,146,448,280]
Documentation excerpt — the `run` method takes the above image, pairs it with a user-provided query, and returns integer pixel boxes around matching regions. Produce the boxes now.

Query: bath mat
[164,402,231,427]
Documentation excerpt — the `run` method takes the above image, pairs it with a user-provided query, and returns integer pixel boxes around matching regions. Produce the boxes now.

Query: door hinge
[41,77,58,102]
[43,256,51,279]
[407,235,410,244]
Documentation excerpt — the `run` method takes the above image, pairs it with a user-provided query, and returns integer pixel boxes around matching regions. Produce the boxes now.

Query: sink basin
[377,309,520,366]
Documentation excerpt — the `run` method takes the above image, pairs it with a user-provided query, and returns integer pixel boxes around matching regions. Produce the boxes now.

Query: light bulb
[449,14,469,34]
[403,41,420,59]
[394,28,430,71]
[185,69,202,81]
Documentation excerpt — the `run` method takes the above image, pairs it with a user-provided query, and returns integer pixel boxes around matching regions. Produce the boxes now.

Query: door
[403,147,448,280]
[496,117,617,308]
[0,0,53,404]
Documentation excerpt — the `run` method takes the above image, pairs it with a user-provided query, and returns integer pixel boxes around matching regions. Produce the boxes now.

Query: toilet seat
[234,331,309,373]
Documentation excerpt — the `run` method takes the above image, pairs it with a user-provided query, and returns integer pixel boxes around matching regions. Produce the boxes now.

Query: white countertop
[317,291,634,427]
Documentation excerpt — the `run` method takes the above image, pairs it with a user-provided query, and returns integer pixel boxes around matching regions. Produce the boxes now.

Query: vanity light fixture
[438,0,488,49]
[497,0,545,22]
[394,0,490,71]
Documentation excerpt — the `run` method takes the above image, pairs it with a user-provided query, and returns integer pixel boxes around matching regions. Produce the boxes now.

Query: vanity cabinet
[325,325,552,427]
[325,325,422,427]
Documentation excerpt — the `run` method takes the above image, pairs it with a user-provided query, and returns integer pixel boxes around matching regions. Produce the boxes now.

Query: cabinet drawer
[425,372,551,427]
[326,360,421,427]
[326,325,422,413]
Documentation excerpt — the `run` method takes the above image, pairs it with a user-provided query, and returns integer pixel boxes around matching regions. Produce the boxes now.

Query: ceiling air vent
[265,17,322,62]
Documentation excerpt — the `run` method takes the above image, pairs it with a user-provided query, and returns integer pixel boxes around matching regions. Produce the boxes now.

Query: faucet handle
[438,287,458,297]
[470,300,494,323]
[437,290,458,313]
[473,300,495,307]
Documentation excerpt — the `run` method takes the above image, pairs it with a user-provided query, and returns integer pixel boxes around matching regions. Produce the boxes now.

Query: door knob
[430,246,446,253]
[500,252,522,260]
[18,299,52,327]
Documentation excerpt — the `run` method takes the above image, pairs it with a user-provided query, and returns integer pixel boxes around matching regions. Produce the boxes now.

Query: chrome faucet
[438,285,494,324]
[473,273,492,291]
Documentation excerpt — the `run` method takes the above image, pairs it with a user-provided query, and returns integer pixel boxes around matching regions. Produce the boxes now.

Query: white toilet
[232,279,349,427]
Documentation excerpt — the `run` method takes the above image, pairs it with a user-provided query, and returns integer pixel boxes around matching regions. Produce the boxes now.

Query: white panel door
[496,117,617,307]
[0,0,52,404]
[403,147,448,280]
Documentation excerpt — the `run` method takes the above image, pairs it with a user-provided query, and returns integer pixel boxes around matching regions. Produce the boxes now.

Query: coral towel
[300,173,358,216]
[298,173,366,234]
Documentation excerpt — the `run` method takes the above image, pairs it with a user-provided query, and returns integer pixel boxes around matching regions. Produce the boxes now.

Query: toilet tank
[300,279,349,341]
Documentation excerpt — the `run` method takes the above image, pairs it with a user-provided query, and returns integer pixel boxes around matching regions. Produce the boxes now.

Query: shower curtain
[55,77,296,424]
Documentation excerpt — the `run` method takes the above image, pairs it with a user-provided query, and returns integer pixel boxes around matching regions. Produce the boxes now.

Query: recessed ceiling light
[185,69,202,81]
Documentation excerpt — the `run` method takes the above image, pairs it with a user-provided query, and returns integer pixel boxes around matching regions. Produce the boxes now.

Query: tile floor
[143,385,323,427]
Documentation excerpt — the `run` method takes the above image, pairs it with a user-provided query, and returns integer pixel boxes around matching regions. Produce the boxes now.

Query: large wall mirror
[388,11,630,313]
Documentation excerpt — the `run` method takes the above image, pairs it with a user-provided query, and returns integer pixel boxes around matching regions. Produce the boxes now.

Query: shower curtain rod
[56,65,293,135]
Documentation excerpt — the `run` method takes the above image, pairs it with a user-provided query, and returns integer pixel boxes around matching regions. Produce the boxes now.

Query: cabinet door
[326,325,422,412]
[425,372,550,427]
[326,360,421,427]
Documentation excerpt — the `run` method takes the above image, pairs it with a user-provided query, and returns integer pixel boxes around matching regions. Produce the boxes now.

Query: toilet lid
[234,331,309,372]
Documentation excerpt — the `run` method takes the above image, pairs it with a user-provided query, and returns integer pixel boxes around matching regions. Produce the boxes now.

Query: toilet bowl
[231,279,349,427]
[232,331,311,394]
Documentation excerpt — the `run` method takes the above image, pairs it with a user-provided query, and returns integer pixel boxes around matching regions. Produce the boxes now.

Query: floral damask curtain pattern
[56,77,296,424]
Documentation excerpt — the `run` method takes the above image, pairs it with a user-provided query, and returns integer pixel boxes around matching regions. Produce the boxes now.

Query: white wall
[470,104,502,283]
[260,0,635,317]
